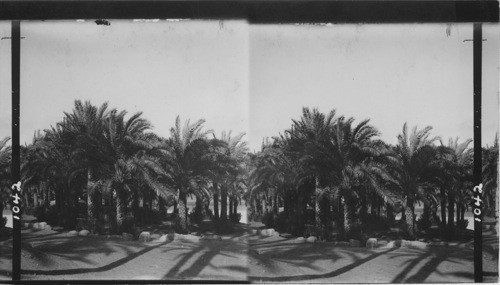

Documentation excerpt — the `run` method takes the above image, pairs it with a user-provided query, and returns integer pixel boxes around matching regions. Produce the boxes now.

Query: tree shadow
[248,248,397,282]
[391,251,433,283]
[161,239,248,280]
[390,247,473,283]
[0,241,12,278]
[248,239,374,276]
[20,240,170,275]
[20,237,137,267]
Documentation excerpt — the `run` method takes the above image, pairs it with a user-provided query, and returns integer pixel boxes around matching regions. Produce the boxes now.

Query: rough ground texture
[0,222,497,282]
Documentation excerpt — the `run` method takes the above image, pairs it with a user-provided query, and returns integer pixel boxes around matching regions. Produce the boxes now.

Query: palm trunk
[404,200,415,239]
[386,203,394,225]
[460,205,465,223]
[285,192,294,233]
[262,197,268,214]
[360,193,368,224]
[284,193,289,217]
[421,203,431,231]
[440,188,447,228]
[229,197,234,218]
[132,191,140,222]
[72,185,82,228]
[42,182,50,210]
[0,202,4,229]
[315,176,322,227]
[447,193,455,226]
[147,192,153,212]
[294,190,305,236]
[54,188,61,226]
[116,189,127,233]
[447,192,455,239]
[178,189,188,233]
[253,199,259,220]
[158,197,166,217]
[337,197,345,238]
[213,182,219,220]
[33,189,38,208]
[204,198,210,220]
[273,194,278,215]
[23,191,28,209]
[343,197,351,234]
[195,195,204,223]
[87,189,101,234]
[220,185,228,221]
[86,170,101,234]
[233,199,238,215]
[266,196,272,214]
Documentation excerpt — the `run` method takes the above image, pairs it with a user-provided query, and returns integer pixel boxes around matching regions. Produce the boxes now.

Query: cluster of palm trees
[0,103,497,241]
[245,108,498,240]
[2,100,248,234]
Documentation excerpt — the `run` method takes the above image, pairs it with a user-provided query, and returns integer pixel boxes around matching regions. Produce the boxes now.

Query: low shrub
[205,208,214,220]
[274,211,288,233]
[248,211,262,222]
[136,208,163,225]
[120,216,136,234]
[304,209,315,225]
[363,214,390,233]
[261,212,275,228]
[214,219,234,234]
[32,203,83,229]
[189,207,204,225]
[33,205,59,225]
[415,208,433,233]
[75,218,90,232]
[456,219,469,230]
[345,222,368,243]
[229,213,241,224]
[303,224,318,238]
[33,205,47,223]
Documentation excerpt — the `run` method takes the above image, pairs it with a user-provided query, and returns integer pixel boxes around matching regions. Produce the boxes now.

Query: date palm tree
[23,128,88,228]
[101,110,172,233]
[161,116,212,233]
[249,136,307,235]
[320,117,398,236]
[216,131,248,221]
[59,100,113,233]
[392,123,440,239]
[203,136,236,221]
[287,107,336,228]
[444,138,473,236]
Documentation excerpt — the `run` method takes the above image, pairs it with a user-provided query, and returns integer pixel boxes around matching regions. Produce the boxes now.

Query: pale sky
[0,21,498,152]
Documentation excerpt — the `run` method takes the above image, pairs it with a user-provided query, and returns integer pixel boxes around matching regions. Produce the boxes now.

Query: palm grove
[0,101,498,241]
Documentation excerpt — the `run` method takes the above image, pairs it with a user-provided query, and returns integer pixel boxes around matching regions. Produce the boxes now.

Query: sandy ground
[15,227,249,281]
[0,204,497,282]
[248,235,475,283]
[0,224,494,282]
